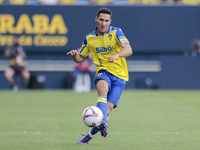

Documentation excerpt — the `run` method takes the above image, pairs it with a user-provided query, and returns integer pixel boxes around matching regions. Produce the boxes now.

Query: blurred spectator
[73,50,93,93]
[90,0,114,5]
[27,0,39,4]
[4,37,30,91]
[159,0,171,4]
[59,0,77,4]
[9,0,27,4]
[38,0,60,5]
[182,0,200,4]
[191,39,200,56]
[173,0,183,4]
[0,0,28,4]
[0,0,10,4]
[127,0,136,4]
[128,0,159,4]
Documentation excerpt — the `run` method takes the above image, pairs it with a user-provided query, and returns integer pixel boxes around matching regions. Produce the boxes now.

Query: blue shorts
[10,66,25,74]
[95,70,126,108]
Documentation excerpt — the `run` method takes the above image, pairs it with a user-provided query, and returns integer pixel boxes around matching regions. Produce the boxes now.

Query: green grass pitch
[0,90,200,150]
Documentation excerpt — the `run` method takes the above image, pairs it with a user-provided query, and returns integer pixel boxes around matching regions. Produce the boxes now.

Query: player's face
[95,13,111,36]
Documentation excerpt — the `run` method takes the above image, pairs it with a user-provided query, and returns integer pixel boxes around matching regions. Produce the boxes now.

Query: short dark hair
[97,8,112,18]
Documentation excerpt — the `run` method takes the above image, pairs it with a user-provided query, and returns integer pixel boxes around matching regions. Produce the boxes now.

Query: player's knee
[96,80,109,96]
[4,71,12,79]
[22,71,30,80]
[97,87,108,96]
[26,72,31,79]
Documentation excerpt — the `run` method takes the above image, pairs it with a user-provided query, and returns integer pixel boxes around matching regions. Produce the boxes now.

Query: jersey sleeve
[116,28,129,45]
[78,37,90,57]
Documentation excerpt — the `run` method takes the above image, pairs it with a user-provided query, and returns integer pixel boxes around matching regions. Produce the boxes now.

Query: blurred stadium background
[1,0,200,90]
[1,2,200,150]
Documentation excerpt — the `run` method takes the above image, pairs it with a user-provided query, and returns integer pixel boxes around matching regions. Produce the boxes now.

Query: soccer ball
[82,106,103,127]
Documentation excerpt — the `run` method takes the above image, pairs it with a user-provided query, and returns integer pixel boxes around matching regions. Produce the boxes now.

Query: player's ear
[95,16,98,22]
[109,19,112,24]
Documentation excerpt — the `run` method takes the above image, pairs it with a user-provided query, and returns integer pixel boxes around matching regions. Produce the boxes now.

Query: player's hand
[66,50,78,57]
[108,54,119,62]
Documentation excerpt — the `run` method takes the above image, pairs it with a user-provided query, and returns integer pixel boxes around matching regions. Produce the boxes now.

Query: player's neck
[96,30,106,36]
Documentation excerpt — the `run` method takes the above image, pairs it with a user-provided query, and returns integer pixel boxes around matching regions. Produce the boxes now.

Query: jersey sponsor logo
[96,45,114,55]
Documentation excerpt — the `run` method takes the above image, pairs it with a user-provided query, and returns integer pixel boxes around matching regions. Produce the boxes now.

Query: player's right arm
[4,47,12,57]
[66,50,85,63]
[4,42,15,57]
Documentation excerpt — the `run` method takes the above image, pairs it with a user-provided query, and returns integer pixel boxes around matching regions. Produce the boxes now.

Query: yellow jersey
[78,25,130,81]
[9,46,27,70]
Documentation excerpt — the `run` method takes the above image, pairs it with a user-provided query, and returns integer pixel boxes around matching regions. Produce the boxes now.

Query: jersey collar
[95,25,112,37]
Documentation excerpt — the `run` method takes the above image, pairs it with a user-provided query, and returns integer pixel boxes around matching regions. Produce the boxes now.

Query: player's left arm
[108,43,132,62]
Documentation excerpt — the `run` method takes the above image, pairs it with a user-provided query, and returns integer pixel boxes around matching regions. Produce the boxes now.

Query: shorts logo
[97,73,102,77]
[95,45,114,55]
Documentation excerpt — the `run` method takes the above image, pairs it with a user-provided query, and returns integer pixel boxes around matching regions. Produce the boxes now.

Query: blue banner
[1,5,200,52]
